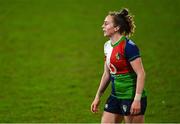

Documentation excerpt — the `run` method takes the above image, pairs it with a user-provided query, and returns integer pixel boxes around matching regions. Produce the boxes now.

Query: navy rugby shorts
[104,95,147,116]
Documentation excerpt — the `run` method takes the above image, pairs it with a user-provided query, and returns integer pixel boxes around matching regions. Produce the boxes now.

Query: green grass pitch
[0,0,179,122]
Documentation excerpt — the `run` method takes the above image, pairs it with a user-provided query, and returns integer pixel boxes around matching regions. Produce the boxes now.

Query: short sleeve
[125,40,140,62]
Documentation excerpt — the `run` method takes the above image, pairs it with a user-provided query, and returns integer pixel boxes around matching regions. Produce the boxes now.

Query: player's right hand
[91,98,100,113]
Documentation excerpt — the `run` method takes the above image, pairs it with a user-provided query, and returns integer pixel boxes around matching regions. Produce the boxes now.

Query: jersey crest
[115,52,121,60]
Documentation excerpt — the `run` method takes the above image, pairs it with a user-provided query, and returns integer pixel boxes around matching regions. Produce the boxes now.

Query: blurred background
[0,0,179,122]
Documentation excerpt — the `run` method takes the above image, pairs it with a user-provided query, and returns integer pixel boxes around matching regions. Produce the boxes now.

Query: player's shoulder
[125,39,139,50]
[104,40,111,49]
[104,40,111,54]
[104,40,111,47]
[126,39,137,46]
[125,38,140,53]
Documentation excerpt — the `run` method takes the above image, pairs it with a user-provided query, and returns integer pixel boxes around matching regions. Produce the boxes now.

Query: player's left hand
[130,100,141,115]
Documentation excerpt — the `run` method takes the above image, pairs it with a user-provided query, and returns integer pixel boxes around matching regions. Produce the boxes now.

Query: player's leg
[101,111,123,123]
[124,115,144,123]
[102,95,123,123]
[122,97,147,123]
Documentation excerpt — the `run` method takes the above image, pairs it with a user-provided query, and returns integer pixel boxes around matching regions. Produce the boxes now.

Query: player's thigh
[101,111,123,123]
[124,115,144,123]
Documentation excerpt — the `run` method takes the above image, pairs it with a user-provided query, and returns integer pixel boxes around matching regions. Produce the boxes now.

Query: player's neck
[110,33,123,45]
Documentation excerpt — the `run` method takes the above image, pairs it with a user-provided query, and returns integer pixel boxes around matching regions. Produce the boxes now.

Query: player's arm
[125,41,145,99]
[130,57,146,99]
[95,62,111,99]
[125,41,146,114]
[130,57,146,115]
[91,62,110,113]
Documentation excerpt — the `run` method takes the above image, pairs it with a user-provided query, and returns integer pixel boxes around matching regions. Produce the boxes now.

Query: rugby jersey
[104,36,146,99]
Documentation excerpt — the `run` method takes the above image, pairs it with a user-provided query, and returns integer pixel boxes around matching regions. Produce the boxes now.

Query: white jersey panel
[104,40,113,67]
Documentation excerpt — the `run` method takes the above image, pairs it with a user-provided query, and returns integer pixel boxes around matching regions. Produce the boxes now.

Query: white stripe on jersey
[104,40,113,68]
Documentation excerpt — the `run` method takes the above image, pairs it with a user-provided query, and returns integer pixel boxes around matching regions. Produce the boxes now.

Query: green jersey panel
[111,73,146,99]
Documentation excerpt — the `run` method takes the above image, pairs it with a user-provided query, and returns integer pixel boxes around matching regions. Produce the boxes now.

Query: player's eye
[104,22,109,26]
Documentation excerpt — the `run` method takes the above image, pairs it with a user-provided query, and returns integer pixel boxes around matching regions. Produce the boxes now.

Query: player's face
[102,15,117,37]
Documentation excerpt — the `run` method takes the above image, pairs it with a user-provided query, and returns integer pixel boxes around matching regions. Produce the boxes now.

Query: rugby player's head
[108,8,136,36]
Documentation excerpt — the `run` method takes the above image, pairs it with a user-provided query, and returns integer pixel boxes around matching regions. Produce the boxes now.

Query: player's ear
[114,26,120,32]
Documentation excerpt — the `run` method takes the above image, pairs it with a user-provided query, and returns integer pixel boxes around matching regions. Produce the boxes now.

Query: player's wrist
[134,93,142,101]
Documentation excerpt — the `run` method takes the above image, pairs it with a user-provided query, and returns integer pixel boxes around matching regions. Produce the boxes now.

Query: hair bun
[120,8,129,16]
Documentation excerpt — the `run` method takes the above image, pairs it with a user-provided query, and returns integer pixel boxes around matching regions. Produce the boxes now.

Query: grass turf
[0,0,179,122]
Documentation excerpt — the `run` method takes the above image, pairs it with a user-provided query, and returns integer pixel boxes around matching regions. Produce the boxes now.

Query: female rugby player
[91,8,147,123]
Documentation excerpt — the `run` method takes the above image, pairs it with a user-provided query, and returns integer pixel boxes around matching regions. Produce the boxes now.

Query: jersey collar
[111,35,126,47]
